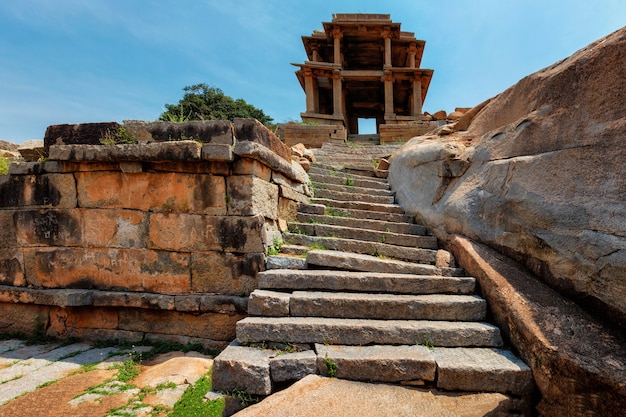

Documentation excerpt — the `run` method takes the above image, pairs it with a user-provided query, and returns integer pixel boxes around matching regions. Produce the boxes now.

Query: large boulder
[389,26,626,414]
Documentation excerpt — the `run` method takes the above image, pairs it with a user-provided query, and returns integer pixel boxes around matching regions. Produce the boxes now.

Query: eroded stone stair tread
[313,188,395,204]
[311,198,404,214]
[310,165,388,183]
[288,291,486,321]
[306,250,463,276]
[432,347,533,395]
[309,173,390,190]
[258,269,476,294]
[312,181,395,196]
[296,213,427,235]
[236,317,504,347]
[315,344,436,383]
[283,234,438,264]
[322,206,415,223]
[289,222,436,249]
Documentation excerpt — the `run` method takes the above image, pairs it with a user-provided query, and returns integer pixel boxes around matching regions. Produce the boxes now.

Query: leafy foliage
[160,83,273,125]
[0,155,9,175]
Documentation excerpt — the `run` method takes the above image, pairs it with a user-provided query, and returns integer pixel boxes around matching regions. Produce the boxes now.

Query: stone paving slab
[308,173,390,190]
[0,346,118,405]
[258,269,476,295]
[289,292,487,321]
[312,181,395,196]
[315,344,436,383]
[236,317,503,347]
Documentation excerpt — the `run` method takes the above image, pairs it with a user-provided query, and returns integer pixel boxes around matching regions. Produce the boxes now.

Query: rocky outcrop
[388,27,626,415]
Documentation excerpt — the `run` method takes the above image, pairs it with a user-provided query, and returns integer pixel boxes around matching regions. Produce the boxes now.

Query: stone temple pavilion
[291,14,435,142]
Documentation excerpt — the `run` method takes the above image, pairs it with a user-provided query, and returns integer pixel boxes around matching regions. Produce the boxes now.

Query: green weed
[418,334,435,351]
[0,156,9,175]
[170,371,224,416]
[324,353,338,378]
[344,177,354,186]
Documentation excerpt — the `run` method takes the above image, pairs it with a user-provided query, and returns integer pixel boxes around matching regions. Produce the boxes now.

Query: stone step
[315,345,533,395]
[279,244,309,256]
[313,188,395,205]
[288,223,437,249]
[283,234,438,264]
[249,290,487,321]
[318,205,415,223]
[296,213,426,235]
[258,269,476,295]
[236,317,504,347]
[312,181,395,197]
[317,142,401,154]
[310,165,387,182]
[310,198,405,214]
[306,250,464,276]
[266,255,308,270]
[308,172,390,190]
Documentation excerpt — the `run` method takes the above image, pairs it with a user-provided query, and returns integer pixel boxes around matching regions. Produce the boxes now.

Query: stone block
[0,173,77,208]
[14,208,148,249]
[0,248,25,286]
[118,309,243,340]
[265,256,307,270]
[227,175,278,219]
[316,344,436,382]
[146,160,229,175]
[93,291,175,310]
[433,347,533,395]
[212,342,275,395]
[234,118,291,162]
[0,211,17,248]
[199,294,248,314]
[232,158,272,181]
[278,184,309,204]
[49,141,202,162]
[119,162,142,172]
[123,120,234,144]
[0,302,50,335]
[76,171,226,214]
[270,350,318,382]
[278,196,300,222]
[23,247,191,294]
[17,140,45,162]
[191,252,263,296]
[217,216,266,253]
[148,212,221,252]
[8,161,63,175]
[44,122,121,150]
[202,143,233,162]
[233,141,308,184]
[248,290,290,316]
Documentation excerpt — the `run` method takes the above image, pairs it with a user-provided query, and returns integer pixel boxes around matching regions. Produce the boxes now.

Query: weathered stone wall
[280,124,346,148]
[379,122,439,143]
[0,119,310,348]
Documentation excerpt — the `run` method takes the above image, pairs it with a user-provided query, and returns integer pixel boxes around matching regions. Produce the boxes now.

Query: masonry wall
[0,119,310,349]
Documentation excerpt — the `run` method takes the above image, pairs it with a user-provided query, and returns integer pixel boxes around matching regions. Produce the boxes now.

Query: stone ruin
[285,13,442,146]
[0,118,310,349]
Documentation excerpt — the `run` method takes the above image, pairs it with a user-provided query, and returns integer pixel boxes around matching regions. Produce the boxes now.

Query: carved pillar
[382,28,392,68]
[408,44,417,68]
[332,69,344,119]
[312,49,320,62]
[304,69,315,113]
[332,28,342,65]
[412,75,423,116]
[383,70,395,118]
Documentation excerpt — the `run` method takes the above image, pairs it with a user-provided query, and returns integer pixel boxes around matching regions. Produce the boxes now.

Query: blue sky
[1,0,624,143]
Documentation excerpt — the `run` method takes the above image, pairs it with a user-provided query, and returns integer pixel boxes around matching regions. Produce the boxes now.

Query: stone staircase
[213,142,533,415]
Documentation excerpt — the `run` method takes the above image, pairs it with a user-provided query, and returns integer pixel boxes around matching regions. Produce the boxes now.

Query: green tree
[160,83,273,125]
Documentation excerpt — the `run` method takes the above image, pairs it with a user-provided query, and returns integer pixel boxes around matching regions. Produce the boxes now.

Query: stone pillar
[304,69,315,113]
[412,75,423,116]
[312,47,321,62]
[383,29,392,68]
[332,29,342,65]
[332,69,344,120]
[383,70,395,118]
[408,44,417,68]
